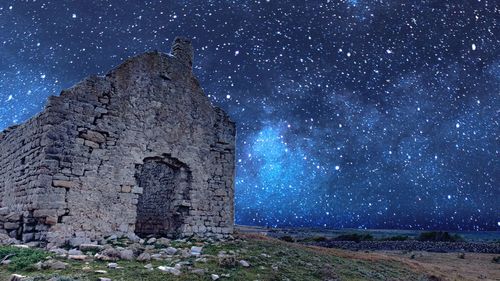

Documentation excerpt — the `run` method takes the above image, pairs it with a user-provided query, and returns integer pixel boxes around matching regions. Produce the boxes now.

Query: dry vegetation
[0,233,498,281]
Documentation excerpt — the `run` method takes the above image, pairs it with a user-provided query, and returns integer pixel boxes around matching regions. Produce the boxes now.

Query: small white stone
[9,275,27,281]
[190,246,203,256]
[158,266,181,276]
[68,255,87,260]
[144,263,153,269]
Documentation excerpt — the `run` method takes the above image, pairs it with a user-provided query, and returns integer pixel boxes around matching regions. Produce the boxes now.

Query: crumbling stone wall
[0,37,235,247]
[0,115,54,242]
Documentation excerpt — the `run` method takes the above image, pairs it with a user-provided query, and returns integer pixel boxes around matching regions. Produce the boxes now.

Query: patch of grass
[168,240,193,249]
[417,231,464,242]
[0,246,51,271]
[202,240,242,256]
[31,276,77,281]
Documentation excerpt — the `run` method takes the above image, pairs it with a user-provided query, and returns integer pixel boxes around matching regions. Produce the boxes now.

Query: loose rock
[49,248,68,257]
[43,260,67,270]
[158,266,181,276]
[137,252,151,261]
[144,263,153,270]
[157,237,171,246]
[8,274,26,281]
[191,246,203,256]
[218,252,236,267]
[68,249,83,256]
[165,246,178,255]
[99,247,121,260]
[191,268,206,275]
[80,244,104,252]
[119,249,134,260]
[68,254,87,260]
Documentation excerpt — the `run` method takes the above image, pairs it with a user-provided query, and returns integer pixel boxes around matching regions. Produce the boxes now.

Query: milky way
[0,1,498,231]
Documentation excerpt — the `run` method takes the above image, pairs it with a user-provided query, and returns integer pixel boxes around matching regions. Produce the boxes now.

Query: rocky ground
[0,233,434,281]
[0,231,499,281]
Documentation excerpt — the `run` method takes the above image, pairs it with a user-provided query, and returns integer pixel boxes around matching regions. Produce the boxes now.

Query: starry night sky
[0,1,498,231]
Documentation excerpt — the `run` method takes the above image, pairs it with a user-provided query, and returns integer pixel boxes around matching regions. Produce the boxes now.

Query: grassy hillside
[0,234,432,281]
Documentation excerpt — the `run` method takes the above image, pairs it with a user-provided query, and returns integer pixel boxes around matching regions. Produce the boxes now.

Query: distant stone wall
[0,37,235,247]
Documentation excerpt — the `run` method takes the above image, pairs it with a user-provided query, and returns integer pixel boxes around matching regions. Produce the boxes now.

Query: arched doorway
[134,156,191,238]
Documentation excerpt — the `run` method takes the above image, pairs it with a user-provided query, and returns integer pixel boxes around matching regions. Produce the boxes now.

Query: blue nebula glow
[347,0,359,7]
[236,125,329,227]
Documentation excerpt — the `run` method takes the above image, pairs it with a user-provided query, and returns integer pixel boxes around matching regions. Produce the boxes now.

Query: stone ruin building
[0,37,236,247]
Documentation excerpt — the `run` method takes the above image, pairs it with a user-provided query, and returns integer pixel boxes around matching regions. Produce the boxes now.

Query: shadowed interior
[134,157,191,238]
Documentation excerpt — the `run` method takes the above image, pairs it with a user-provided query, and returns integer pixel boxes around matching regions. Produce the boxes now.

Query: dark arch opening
[134,155,191,238]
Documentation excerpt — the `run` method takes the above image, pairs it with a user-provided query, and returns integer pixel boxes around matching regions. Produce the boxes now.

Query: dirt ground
[319,246,500,281]
[385,251,500,281]
[237,226,500,280]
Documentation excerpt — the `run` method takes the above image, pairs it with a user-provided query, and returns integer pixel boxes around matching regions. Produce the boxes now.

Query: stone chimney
[171,36,193,68]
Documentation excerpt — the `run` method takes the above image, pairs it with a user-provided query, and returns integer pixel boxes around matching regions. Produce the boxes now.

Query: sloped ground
[313,245,500,281]
[0,233,438,281]
[382,251,500,281]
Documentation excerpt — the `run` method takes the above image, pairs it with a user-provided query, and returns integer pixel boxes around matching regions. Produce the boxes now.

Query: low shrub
[0,246,51,271]
[382,235,410,241]
[279,235,295,243]
[417,231,464,242]
[334,233,373,243]
[311,236,327,242]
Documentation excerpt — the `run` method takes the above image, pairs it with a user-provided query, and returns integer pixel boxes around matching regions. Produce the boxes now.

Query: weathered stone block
[131,186,143,194]
[33,209,58,218]
[4,222,20,230]
[53,180,77,189]
[121,185,132,193]
[6,213,21,222]
[0,207,9,216]
[84,140,99,148]
[45,216,58,225]
[81,130,106,144]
